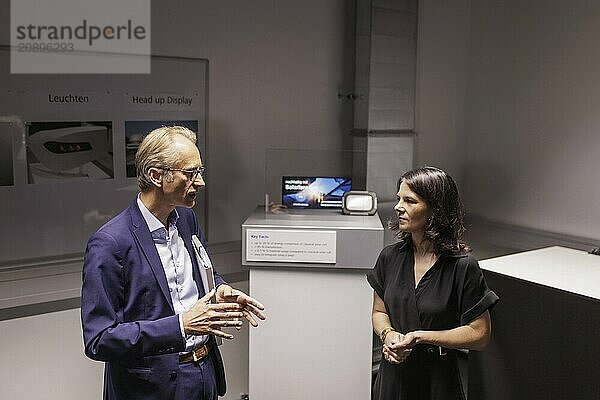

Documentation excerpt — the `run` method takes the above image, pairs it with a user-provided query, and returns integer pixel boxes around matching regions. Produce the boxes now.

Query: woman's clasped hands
[382,331,418,364]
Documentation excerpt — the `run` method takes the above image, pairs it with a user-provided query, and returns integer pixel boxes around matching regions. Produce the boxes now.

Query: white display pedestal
[242,207,383,400]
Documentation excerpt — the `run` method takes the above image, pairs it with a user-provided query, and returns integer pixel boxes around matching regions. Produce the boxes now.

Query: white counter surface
[480,246,600,300]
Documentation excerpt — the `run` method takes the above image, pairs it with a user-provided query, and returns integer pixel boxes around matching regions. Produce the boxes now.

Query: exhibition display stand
[242,206,384,400]
[469,246,600,400]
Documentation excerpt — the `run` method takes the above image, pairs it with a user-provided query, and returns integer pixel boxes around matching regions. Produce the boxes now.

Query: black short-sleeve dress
[367,239,499,400]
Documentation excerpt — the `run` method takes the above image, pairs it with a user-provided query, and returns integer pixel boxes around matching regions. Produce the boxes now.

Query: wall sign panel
[0,48,208,265]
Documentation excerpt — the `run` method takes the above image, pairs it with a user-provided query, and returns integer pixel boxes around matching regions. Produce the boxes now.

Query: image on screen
[125,120,199,177]
[26,121,114,184]
[282,177,352,209]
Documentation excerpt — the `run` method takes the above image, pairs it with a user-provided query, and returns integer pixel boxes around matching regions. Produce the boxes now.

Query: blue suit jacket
[81,199,227,399]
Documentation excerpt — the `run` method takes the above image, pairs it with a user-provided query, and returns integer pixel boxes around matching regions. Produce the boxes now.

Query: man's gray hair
[135,126,197,192]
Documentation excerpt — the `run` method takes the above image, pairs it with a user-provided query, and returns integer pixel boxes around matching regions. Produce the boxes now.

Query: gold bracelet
[380,327,395,343]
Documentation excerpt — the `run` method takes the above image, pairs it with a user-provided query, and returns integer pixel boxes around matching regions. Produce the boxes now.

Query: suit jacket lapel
[128,200,175,312]
[176,213,206,297]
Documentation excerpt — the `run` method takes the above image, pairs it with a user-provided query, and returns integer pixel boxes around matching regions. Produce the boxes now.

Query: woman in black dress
[367,166,498,400]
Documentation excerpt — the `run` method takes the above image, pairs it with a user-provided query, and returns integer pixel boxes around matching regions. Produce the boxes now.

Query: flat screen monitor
[282,176,352,209]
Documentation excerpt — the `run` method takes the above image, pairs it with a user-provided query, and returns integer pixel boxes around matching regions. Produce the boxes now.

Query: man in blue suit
[81,126,265,400]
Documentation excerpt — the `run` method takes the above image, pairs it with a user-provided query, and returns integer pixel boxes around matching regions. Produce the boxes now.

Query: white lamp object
[28,125,109,172]
[342,191,377,215]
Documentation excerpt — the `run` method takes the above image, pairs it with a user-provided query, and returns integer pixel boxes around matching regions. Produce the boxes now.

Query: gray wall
[2,1,597,250]
[417,0,600,242]
[464,0,600,240]
[0,0,355,245]
[151,1,355,243]
[8,0,597,245]
[414,0,471,187]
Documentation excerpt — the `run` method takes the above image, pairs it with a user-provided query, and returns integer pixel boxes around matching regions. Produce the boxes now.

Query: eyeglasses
[161,166,205,181]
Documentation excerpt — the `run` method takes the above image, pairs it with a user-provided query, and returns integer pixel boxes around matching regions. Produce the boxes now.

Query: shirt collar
[137,194,179,237]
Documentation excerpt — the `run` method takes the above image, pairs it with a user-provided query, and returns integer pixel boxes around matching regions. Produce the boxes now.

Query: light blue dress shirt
[137,196,207,351]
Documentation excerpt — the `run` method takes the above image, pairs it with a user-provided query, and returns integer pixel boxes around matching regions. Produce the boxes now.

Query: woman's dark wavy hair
[389,166,471,255]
